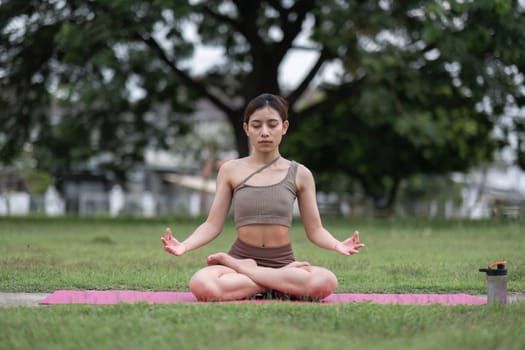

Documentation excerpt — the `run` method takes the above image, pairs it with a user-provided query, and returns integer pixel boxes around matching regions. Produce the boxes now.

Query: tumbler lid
[479,261,507,276]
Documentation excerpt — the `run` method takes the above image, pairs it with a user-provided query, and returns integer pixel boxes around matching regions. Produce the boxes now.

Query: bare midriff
[237,224,291,248]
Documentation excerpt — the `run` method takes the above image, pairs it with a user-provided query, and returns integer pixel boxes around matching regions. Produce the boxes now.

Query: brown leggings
[228,238,295,268]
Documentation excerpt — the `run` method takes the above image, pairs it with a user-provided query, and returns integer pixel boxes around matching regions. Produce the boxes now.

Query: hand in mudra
[335,230,366,256]
[161,227,186,256]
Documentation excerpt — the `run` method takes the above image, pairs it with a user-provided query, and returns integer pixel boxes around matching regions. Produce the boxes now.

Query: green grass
[1,217,524,350]
[1,302,525,349]
[0,216,523,293]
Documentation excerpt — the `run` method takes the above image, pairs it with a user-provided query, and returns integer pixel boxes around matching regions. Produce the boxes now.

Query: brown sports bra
[232,157,298,228]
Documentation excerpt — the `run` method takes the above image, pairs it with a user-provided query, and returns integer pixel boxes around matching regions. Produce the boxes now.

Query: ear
[282,120,289,135]
[243,122,249,136]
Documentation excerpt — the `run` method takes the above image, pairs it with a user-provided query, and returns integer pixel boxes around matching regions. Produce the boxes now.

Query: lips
[259,141,272,144]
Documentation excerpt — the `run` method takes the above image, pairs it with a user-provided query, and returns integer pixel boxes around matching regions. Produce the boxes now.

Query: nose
[261,124,270,136]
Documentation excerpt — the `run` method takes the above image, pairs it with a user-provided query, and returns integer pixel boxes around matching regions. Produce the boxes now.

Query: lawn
[1,216,524,349]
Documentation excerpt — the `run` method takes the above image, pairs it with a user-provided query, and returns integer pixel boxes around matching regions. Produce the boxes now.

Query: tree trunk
[231,111,250,157]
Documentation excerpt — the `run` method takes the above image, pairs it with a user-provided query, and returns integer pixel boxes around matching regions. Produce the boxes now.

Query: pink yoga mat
[39,290,486,305]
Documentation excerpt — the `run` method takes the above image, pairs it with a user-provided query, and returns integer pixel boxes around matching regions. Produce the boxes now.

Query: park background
[1,1,525,349]
[1,0,525,219]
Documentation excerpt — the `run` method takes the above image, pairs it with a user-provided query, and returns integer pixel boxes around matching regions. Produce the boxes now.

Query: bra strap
[235,156,281,189]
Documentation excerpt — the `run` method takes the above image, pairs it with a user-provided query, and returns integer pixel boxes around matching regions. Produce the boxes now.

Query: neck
[250,152,281,165]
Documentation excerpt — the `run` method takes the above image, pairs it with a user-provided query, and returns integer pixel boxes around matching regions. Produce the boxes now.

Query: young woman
[161,93,365,301]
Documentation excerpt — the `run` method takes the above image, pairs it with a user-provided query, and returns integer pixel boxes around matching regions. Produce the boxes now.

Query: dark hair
[243,93,289,123]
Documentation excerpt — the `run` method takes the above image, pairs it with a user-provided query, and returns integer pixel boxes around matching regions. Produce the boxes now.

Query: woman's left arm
[296,164,365,256]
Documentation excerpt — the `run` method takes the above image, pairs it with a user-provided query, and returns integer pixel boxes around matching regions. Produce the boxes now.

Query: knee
[307,269,338,298]
[189,272,221,301]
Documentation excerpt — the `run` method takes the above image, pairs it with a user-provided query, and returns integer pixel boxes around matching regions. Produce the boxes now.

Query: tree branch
[286,48,331,107]
[275,0,315,60]
[200,2,267,70]
[90,1,235,116]
[137,32,234,115]
[229,0,264,47]
[198,4,245,38]
[265,0,286,13]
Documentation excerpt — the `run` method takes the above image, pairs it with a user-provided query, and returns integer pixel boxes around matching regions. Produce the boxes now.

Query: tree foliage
[1,0,524,207]
[285,0,525,207]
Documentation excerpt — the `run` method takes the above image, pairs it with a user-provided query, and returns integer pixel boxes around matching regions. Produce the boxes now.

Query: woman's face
[243,106,289,153]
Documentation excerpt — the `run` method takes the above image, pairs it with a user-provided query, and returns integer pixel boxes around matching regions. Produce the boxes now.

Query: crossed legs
[189,253,338,301]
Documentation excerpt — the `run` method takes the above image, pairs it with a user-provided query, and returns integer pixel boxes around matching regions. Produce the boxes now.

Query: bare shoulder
[294,162,315,191]
[295,162,313,178]
[215,159,241,186]
[219,158,240,173]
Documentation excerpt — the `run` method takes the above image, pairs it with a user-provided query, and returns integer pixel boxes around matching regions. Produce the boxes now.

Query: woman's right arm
[161,161,235,255]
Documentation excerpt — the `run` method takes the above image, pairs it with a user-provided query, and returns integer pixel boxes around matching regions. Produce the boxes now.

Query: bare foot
[284,261,311,268]
[206,252,257,272]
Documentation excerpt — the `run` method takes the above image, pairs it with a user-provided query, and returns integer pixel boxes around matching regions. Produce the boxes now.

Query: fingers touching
[161,227,178,247]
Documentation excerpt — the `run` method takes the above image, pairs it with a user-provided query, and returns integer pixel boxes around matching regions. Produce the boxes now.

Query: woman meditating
[161,93,365,301]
